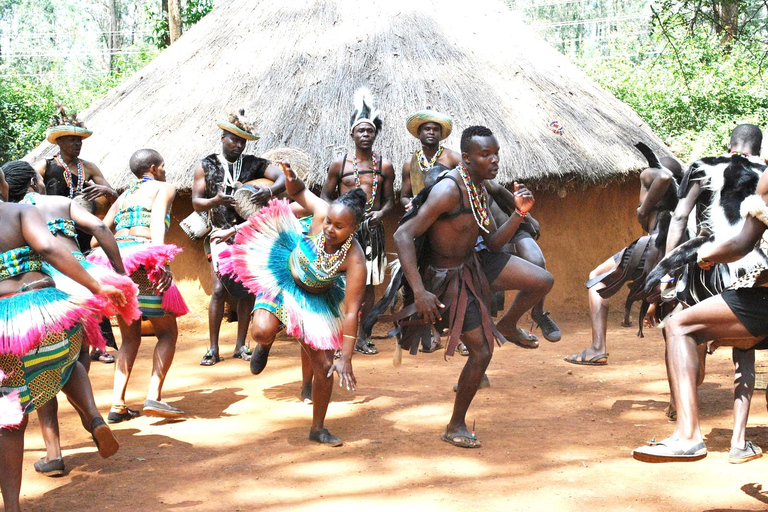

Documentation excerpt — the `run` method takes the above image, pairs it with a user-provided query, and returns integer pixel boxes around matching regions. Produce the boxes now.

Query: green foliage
[146,0,213,50]
[583,18,768,160]
[183,0,212,27]
[0,75,58,162]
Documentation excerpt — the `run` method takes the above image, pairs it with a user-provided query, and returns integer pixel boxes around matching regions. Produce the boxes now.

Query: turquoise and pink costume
[219,199,345,350]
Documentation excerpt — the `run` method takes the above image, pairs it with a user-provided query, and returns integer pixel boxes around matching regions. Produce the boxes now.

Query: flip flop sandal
[440,433,481,448]
[564,349,608,366]
[632,437,707,463]
[200,349,223,366]
[354,340,379,355]
[98,352,115,364]
[456,343,469,356]
[507,327,539,349]
[232,346,252,361]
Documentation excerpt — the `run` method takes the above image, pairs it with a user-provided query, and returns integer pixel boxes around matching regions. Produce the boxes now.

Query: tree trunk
[719,0,739,45]
[169,0,182,44]
[106,0,118,72]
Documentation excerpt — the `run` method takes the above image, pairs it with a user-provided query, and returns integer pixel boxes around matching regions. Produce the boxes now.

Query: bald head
[730,124,763,156]
[129,149,164,178]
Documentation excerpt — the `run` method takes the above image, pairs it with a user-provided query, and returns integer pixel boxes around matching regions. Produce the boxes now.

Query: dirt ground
[13,313,768,512]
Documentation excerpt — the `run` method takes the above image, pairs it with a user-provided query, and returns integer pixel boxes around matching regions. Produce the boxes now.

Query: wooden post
[169,0,183,44]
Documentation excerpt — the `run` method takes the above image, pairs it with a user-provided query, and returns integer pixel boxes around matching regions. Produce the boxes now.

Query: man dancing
[191,112,285,366]
[400,108,461,210]
[321,88,395,355]
[393,126,553,448]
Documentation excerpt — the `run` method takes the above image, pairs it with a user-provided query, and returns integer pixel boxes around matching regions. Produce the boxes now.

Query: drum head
[233,184,262,220]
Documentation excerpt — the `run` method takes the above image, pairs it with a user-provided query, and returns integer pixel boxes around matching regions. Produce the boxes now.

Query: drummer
[191,111,286,366]
[34,106,121,364]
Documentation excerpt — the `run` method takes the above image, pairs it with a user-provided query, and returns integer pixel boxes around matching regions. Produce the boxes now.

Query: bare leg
[513,238,548,316]
[112,317,142,407]
[356,285,378,353]
[0,416,29,512]
[731,347,755,450]
[663,296,760,445]
[207,268,227,357]
[61,361,104,429]
[36,399,62,463]
[145,316,178,403]
[300,346,313,402]
[234,294,255,355]
[494,254,554,338]
[444,326,491,446]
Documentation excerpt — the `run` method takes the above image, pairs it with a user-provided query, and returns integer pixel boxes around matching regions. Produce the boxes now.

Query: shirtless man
[567,152,682,365]
[394,125,553,447]
[400,108,461,210]
[192,113,285,366]
[321,88,395,355]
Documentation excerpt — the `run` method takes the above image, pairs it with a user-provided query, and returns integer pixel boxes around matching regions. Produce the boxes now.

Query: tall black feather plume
[643,231,714,294]
[635,142,662,169]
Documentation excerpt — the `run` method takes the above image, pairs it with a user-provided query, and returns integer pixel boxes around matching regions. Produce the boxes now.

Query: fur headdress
[218,109,260,141]
[349,88,383,133]
[46,105,92,144]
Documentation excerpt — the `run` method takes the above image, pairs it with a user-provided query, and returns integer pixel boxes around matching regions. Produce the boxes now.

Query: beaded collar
[456,164,490,233]
[352,153,378,212]
[314,233,354,275]
[54,153,84,199]
[416,145,444,173]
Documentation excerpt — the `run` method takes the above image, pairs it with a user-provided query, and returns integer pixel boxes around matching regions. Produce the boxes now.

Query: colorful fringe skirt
[218,200,345,350]
[0,286,99,422]
[44,252,141,324]
[88,238,188,318]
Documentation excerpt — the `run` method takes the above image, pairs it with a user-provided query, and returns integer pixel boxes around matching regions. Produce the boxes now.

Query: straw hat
[260,146,313,180]
[217,109,260,141]
[406,108,452,140]
[46,105,93,144]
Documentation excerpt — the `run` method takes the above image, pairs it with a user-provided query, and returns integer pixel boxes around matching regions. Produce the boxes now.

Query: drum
[73,194,110,219]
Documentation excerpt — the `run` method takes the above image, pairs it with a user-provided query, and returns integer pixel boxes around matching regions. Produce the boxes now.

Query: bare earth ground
[13,313,768,512]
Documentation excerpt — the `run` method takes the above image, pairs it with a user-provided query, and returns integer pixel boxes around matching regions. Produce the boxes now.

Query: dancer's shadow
[609,399,668,416]
[704,426,768,453]
[156,387,247,420]
[262,381,384,405]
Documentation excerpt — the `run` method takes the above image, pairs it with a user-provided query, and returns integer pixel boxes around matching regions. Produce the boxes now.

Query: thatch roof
[25,0,671,191]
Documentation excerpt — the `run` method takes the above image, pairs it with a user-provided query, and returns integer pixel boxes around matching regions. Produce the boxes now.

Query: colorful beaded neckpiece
[416,145,444,173]
[456,163,490,233]
[54,153,84,199]
[314,233,354,275]
[352,152,378,212]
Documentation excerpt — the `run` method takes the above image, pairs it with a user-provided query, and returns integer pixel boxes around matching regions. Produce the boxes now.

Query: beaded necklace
[352,152,378,212]
[456,163,490,233]
[416,145,444,173]
[54,153,84,199]
[314,233,354,275]
[730,151,751,158]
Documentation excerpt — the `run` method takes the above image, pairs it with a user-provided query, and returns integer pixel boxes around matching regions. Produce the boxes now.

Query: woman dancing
[0,166,126,512]
[3,160,139,476]
[217,162,366,446]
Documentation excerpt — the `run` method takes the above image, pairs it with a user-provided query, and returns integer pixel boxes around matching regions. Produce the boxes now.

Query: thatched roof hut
[26,0,669,191]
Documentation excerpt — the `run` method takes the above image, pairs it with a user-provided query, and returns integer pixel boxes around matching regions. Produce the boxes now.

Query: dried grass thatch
[25,0,671,191]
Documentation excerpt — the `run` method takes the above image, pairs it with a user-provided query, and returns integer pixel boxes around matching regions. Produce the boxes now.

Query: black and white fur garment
[681,154,767,282]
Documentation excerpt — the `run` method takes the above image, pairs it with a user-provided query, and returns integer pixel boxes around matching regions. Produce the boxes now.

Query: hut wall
[168,177,642,324]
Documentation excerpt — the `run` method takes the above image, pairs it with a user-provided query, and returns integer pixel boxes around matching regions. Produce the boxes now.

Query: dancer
[400,107,461,210]
[218,162,366,446]
[0,167,126,512]
[392,126,553,448]
[566,148,682,365]
[90,149,188,421]
[321,88,395,355]
[633,170,768,462]
[192,112,285,366]
[3,160,139,476]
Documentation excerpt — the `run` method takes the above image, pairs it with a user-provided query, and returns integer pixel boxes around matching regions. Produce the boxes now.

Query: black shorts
[464,251,511,332]
[722,288,768,338]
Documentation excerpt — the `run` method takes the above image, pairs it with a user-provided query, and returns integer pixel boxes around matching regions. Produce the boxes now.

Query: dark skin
[95,161,180,410]
[34,135,117,201]
[321,122,395,349]
[400,122,462,209]
[394,135,552,445]
[191,131,286,359]
[0,173,125,512]
[245,162,365,442]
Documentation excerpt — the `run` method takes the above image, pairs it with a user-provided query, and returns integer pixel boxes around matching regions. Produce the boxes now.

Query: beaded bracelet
[514,208,528,218]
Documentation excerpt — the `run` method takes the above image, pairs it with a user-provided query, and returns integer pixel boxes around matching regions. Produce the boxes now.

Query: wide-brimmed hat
[406,108,452,140]
[46,105,93,144]
[217,109,260,141]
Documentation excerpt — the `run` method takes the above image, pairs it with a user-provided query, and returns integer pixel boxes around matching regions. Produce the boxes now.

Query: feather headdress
[349,87,383,133]
[46,105,92,143]
[217,109,260,141]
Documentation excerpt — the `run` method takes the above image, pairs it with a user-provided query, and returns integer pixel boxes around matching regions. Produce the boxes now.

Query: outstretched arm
[69,201,125,274]
[280,162,329,220]
[20,206,125,305]
[666,182,699,255]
